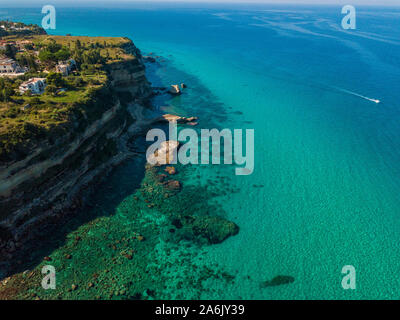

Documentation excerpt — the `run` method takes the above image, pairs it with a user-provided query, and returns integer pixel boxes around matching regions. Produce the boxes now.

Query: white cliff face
[0,103,121,199]
[108,43,151,97]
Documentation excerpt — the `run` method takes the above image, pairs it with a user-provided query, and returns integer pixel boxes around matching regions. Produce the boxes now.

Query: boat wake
[255,65,382,105]
[333,87,381,104]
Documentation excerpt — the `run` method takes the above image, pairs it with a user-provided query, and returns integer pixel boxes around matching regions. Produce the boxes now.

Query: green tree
[75,39,82,50]
[45,84,57,95]
[4,44,17,59]
[39,50,55,63]
[82,49,104,65]
[24,43,34,50]
[54,48,71,61]
[73,77,85,87]
[46,72,65,88]
[0,85,15,102]
[46,40,62,53]
[16,54,38,71]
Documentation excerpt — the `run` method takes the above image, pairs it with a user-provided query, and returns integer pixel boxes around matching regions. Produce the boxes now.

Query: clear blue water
[3,3,400,299]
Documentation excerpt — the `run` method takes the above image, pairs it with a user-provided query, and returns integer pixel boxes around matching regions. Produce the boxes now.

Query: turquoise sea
[3,3,400,299]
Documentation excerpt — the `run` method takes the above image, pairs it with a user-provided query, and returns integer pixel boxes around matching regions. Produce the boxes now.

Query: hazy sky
[0,0,397,7]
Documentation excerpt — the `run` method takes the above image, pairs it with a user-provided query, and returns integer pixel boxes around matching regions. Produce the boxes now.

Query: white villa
[56,59,76,76]
[0,23,29,31]
[19,78,47,95]
[0,57,24,76]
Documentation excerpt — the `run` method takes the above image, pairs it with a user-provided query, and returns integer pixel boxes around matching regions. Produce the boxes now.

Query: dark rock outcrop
[169,85,182,95]
[261,275,295,288]
[143,56,156,63]
[155,114,198,125]
[174,215,239,245]
[164,180,181,192]
[165,166,177,175]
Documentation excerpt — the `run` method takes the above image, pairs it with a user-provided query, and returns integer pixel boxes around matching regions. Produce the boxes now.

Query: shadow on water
[2,150,148,279]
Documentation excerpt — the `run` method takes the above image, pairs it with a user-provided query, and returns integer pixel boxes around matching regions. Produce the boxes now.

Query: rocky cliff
[0,39,153,261]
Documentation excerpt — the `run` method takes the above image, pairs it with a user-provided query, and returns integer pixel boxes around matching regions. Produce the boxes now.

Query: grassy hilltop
[0,33,139,163]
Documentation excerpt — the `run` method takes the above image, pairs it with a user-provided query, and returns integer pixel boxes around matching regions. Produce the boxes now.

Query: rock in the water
[147,140,179,166]
[158,114,198,124]
[165,180,181,191]
[175,215,239,245]
[261,275,295,288]
[143,56,156,63]
[169,84,182,95]
[165,166,177,175]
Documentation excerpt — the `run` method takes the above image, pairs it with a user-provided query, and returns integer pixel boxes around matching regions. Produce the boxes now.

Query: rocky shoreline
[0,41,153,264]
[0,41,240,298]
[0,140,240,300]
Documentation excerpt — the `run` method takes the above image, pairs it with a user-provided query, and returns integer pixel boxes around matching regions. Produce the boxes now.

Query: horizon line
[0,0,398,5]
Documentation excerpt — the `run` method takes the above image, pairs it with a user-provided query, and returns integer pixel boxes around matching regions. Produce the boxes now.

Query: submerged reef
[142,164,239,246]
[0,157,239,300]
